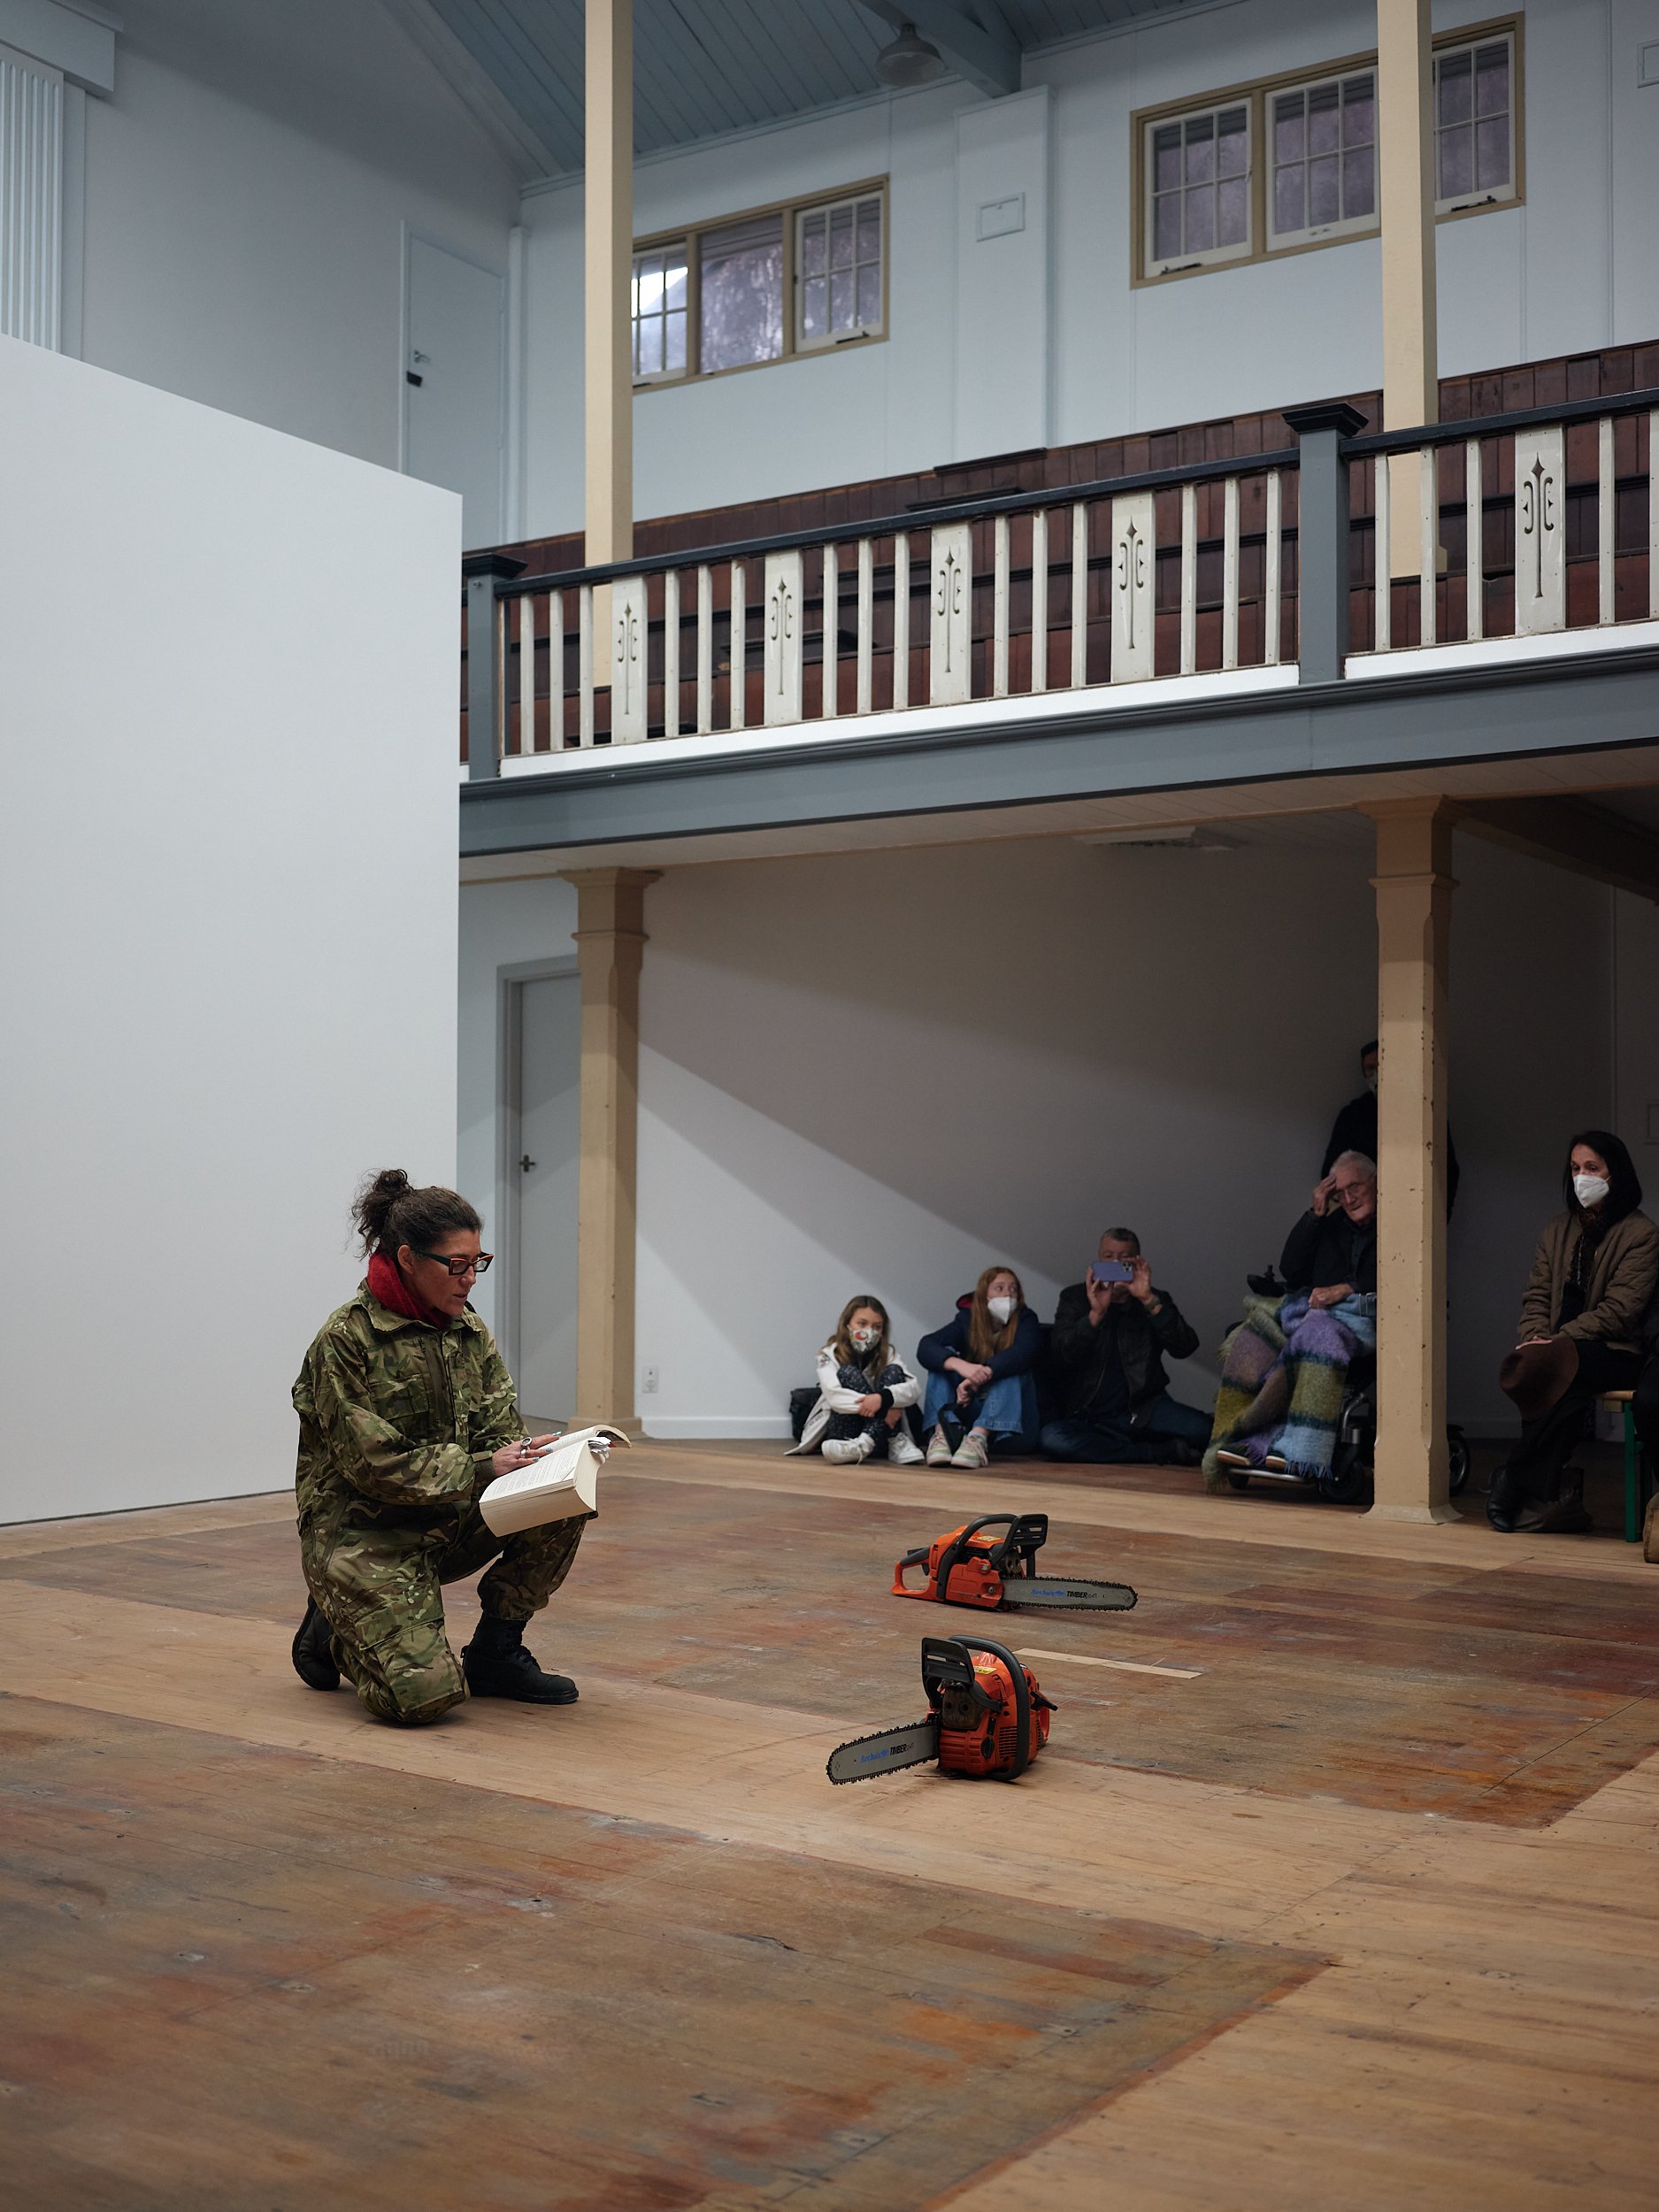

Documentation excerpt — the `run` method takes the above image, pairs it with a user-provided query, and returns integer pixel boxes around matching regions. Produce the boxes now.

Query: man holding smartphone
[1041,1227,1211,1465]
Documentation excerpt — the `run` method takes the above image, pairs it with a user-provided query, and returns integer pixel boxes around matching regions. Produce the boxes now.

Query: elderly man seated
[1203,1152,1379,1492]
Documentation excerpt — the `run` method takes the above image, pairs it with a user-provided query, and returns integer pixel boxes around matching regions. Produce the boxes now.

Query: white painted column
[1378,0,1437,582]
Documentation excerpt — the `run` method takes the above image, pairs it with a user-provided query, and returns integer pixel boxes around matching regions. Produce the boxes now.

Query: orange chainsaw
[826,1634,1055,1785]
[892,1512,1137,1616]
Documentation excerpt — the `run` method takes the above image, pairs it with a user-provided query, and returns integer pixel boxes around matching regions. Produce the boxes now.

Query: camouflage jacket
[292,1286,525,1528]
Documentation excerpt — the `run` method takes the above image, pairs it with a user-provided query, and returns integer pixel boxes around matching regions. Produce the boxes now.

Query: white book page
[479,1424,628,1536]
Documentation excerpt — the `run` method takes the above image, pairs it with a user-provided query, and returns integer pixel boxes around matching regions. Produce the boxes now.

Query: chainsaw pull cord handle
[951,1632,1035,1781]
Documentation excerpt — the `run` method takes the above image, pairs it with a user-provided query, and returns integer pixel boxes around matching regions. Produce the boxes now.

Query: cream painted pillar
[1377,0,1437,580]
[560,866,659,1435]
[585,0,633,572]
[1365,801,1457,1523]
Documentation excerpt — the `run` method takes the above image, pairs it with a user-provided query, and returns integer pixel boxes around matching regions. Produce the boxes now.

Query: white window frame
[1144,100,1255,278]
[794,189,885,352]
[630,239,689,385]
[1432,30,1517,213]
[1265,67,1378,250]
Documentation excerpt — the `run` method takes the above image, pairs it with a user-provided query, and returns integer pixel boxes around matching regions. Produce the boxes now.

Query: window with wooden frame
[1432,30,1517,211]
[1135,20,1520,283]
[631,180,887,388]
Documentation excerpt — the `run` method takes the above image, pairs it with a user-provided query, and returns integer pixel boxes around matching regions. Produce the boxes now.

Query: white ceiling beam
[856,2,1022,100]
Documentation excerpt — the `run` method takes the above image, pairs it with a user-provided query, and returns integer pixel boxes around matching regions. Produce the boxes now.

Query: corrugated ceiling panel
[423,0,1209,173]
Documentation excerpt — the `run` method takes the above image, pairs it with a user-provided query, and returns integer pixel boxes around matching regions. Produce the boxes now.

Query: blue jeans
[923,1369,1037,1453]
[1041,1392,1212,1465]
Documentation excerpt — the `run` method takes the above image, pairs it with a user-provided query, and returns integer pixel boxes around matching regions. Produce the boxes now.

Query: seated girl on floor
[788,1294,925,1466]
[918,1266,1041,1470]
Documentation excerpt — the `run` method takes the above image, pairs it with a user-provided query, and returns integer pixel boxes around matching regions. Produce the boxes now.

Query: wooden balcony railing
[459,385,1659,774]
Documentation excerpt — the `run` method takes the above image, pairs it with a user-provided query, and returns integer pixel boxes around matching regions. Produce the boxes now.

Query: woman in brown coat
[1489,1131,1659,1532]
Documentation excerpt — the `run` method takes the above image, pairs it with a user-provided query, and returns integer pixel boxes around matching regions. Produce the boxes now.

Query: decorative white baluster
[892,533,910,710]
[1465,440,1483,642]
[1030,509,1048,694]
[578,584,595,745]
[856,539,874,713]
[1071,503,1088,688]
[513,595,532,753]
[1513,426,1566,635]
[696,565,713,734]
[729,560,746,731]
[1650,411,1659,620]
[1418,444,1437,649]
[1221,477,1240,671]
[930,521,972,706]
[662,570,680,737]
[993,514,1010,697]
[764,550,803,726]
[1179,482,1196,675]
[820,545,839,720]
[611,573,649,742]
[548,590,564,747]
[1110,490,1156,684]
[1263,472,1281,667]
[1373,457,1391,652]
[1599,416,1616,627]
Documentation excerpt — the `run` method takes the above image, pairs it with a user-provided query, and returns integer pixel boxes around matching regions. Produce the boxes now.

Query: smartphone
[1092,1261,1134,1284]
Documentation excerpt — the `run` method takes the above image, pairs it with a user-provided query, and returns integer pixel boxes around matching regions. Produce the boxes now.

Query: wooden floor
[4,1442,1659,2208]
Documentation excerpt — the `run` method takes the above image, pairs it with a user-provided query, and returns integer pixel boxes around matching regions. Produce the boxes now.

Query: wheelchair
[1223,1302,1472,1507]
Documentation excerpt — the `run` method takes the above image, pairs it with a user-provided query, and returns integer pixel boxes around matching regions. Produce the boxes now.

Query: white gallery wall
[0,336,462,1524]
[518,0,1659,534]
[71,0,518,474]
[459,825,1633,1440]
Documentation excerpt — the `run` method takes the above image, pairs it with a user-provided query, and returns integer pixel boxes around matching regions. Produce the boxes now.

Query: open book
[479,1424,629,1538]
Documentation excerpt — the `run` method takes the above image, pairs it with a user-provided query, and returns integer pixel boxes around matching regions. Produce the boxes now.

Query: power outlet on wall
[641,1365,659,1394]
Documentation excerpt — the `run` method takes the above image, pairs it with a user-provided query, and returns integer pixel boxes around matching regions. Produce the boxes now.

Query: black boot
[291,1598,340,1692]
[1486,1462,1522,1532]
[462,1616,578,1705]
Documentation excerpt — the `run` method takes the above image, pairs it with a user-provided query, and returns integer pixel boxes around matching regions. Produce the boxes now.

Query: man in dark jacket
[1040,1228,1211,1465]
[1323,1039,1459,1212]
[1281,1150,1378,1302]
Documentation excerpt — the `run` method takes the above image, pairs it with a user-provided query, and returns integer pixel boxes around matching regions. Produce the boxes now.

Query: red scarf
[366,1248,451,1331]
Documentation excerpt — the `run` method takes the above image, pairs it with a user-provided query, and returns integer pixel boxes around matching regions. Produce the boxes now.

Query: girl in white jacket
[789,1294,925,1465]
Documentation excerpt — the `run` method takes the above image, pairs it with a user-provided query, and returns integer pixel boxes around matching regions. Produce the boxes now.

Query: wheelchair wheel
[1448,1429,1471,1497]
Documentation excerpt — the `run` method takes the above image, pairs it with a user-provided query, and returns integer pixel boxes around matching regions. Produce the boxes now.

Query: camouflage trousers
[299,1497,592,1728]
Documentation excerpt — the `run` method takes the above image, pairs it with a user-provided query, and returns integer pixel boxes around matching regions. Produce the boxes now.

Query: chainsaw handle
[891,1545,934,1600]
[949,1632,1036,1782]
[933,1513,1049,1597]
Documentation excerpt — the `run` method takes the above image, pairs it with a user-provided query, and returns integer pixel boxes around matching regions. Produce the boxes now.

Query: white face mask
[987,1294,1017,1325]
[849,1325,880,1354]
[1573,1172,1610,1209]
[1363,1069,1379,1094]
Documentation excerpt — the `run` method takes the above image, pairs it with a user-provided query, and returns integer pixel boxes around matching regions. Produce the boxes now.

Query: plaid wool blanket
[1202,1292,1378,1490]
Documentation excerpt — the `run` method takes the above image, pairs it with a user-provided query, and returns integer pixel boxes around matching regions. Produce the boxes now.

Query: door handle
[519,1155,536,1171]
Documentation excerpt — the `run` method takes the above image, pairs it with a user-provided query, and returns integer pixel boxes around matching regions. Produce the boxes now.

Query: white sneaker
[950,1430,990,1471]
[887,1425,924,1466]
[925,1426,955,1467]
[823,1434,874,1466]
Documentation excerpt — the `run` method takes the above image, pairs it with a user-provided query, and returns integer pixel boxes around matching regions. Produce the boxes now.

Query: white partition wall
[0,336,460,1524]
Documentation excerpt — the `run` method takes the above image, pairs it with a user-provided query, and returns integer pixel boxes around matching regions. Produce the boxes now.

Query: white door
[403,234,504,549]
[517,974,581,1423]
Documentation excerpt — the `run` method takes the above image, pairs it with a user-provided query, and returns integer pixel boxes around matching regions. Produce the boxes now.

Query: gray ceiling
[398,0,1208,175]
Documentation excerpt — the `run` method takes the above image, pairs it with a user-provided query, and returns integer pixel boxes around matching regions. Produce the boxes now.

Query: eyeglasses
[413,1250,494,1277]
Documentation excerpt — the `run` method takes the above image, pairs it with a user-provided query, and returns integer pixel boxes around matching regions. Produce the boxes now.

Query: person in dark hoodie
[1324,1039,1460,1213]
[918,1265,1041,1470]
[1041,1227,1210,1465]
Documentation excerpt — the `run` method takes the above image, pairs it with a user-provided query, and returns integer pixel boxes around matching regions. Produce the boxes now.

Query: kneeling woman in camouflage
[290,1170,590,1725]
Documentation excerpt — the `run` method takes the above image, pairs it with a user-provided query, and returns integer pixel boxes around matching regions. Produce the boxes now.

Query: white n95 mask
[987,1294,1017,1325]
